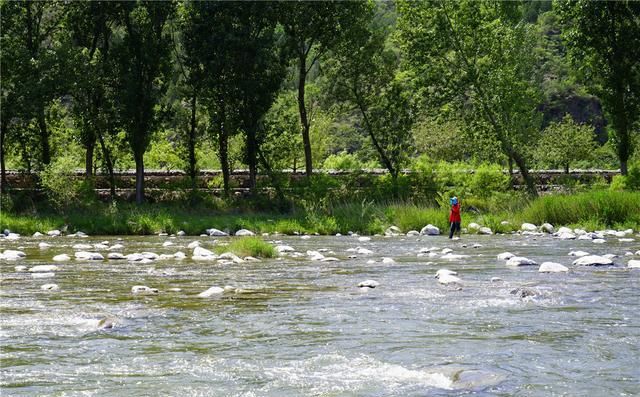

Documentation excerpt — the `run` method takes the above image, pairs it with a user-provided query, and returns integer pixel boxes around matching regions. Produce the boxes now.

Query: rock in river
[572,255,614,266]
[538,262,569,273]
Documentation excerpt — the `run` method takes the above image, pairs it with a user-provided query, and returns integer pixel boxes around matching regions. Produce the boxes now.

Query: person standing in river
[449,196,461,239]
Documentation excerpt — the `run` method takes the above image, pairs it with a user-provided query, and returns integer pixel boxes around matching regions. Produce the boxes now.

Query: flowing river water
[1,232,639,396]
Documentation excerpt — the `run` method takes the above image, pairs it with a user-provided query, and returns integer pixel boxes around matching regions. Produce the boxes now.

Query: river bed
[1,232,639,396]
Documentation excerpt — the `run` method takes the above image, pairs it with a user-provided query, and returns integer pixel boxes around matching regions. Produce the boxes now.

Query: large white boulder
[235,229,255,236]
[198,286,225,297]
[107,253,126,260]
[467,223,481,231]
[628,260,640,268]
[74,251,104,260]
[276,245,295,253]
[3,250,26,260]
[358,280,379,288]
[207,228,228,236]
[557,227,573,234]
[521,223,537,232]
[556,232,577,240]
[385,226,402,236]
[38,242,52,249]
[52,254,71,262]
[193,246,215,257]
[478,227,493,235]
[538,262,569,273]
[406,230,420,237]
[541,223,555,234]
[29,265,59,272]
[572,255,614,266]
[497,252,515,261]
[420,224,440,236]
[47,230,61,237]
[435,269,461,285]
[506,256,538,266]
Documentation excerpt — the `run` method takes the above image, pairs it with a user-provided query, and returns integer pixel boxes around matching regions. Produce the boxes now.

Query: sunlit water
[1,232,639,396]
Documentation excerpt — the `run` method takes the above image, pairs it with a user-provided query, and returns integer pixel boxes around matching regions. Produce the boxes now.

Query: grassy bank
[1,191,639,236]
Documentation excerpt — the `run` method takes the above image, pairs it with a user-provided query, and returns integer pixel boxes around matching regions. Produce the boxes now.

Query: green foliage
[558,0,640,174]
[398,0,542,195]
[322,151,365,171]
[39,156,87,210]
[217,237,276,259]
[535,114,597,171]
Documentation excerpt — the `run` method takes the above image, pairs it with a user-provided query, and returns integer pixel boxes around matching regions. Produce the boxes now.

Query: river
[1,233,639,396]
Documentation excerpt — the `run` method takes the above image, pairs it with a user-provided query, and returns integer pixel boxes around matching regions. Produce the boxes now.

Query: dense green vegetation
[1,0,639,231]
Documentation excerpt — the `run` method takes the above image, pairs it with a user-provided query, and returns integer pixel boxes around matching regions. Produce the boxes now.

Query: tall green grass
[217,237,276,258]
[2,190,638,236]
[522,191,640,228]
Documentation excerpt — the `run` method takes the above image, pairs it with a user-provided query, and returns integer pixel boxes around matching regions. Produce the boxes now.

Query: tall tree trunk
[37,109,50,166]
[511,151,536,196]
[355,98,396,177]
[564,163,570,175]
[246,125,257,192]
[297,51,313,177]
[97,132,116,200]
[0,118,7,193]
[85,141,95,178]
[134,150,144,204]
[217,102,230,195]
[188,91,198,190]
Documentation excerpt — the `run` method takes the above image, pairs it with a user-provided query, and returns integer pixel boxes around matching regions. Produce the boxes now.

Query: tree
[535,114,597,173]
[112,1,174,204]
[180,1,240,195]
[230,3,287,191]
[1,1,66,168]
[397,0,542,195]
[280,1,370,178]
[557,0,640,175]
[325,8,415,183]
[65,1,120,180]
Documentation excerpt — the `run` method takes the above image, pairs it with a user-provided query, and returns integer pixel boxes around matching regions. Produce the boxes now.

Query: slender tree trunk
[37,109,50,166]
[355,97,396,177]
[246,124,257,192]
[85,141,95,178]
[0,118,7,193]
[511,151,536,195]
[297,51,313,177]
[97,132,116,200]
[188,91,198,190]
[217,102,230,195]
[134,150,144,204]
[564,163,570,174]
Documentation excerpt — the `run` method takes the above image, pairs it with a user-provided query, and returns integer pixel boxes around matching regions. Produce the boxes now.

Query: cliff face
[540,93,607,144]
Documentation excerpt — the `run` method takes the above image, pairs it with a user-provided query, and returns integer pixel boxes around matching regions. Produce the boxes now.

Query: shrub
[322,151,365,171]
[39,156,86,211]
[468,163,511,198]
[220,237,276,258]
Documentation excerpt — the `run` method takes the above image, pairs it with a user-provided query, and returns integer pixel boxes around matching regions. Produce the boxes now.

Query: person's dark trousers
[449,222,460,239]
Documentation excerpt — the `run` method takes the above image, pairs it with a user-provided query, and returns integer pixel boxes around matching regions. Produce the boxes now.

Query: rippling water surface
[1,233,639,396]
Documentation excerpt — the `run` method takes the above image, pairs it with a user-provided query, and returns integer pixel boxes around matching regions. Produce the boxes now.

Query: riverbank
[1,191,639,236]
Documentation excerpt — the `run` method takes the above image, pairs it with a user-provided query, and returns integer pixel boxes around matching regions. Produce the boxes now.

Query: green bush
[322,151,364,171]
[39,156,89,211]
[219,237,276,258]
[469,163,511,198]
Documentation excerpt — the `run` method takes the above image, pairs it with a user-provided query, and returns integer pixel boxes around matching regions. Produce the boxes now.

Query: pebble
[506,256,537,266]
[40,283,59,291]
[497,252,515,260]
[29,265,59,272]
[358,280,379,288]
[131,285,158,294]
[53,254,71,262]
